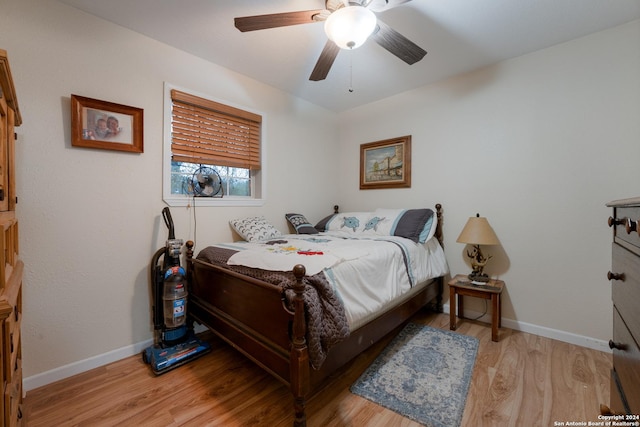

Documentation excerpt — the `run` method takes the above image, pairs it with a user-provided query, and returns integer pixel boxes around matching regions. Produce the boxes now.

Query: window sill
[163,196,265,207]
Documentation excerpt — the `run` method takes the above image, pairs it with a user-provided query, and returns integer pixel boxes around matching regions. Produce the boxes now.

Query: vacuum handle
[162,207,175,240]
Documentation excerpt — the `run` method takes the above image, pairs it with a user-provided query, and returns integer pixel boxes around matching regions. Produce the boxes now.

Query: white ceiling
[57,0,640,112]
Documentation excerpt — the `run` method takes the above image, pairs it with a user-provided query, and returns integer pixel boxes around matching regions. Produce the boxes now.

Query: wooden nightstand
[449,274,504,342]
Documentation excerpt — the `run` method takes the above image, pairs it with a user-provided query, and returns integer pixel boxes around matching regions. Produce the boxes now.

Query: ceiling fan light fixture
[324,6,377,50]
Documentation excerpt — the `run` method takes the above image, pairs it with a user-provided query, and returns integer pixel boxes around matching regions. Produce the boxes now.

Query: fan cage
[184,166,224,198]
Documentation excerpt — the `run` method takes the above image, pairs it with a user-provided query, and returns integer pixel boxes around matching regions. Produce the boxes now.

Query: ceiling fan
[234,0,427,81]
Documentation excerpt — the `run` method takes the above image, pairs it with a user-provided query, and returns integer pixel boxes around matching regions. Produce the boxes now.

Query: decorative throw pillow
[397,208,435,243]
[375,208,436,243]
[315,214,337,232]
[285,213,319,234]
[229,216,282,242]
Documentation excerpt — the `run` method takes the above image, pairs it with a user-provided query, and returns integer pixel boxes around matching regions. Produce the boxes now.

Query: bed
[185,204,447,426]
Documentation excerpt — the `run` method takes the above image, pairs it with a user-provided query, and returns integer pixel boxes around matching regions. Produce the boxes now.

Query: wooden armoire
[0,48,23,426]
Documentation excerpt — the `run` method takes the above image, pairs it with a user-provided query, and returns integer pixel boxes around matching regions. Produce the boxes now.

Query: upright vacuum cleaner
[142,207,211,375]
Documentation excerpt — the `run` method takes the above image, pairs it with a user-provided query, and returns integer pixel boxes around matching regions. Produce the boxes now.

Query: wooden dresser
[0,49,23,426]
[607,197,640,415]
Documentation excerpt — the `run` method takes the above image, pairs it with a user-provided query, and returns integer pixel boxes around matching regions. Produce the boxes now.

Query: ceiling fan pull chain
[349,49,354,93]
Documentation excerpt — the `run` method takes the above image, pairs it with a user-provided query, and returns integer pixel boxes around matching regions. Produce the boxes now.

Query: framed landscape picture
[360,135,411,189]
[71,94,143,153]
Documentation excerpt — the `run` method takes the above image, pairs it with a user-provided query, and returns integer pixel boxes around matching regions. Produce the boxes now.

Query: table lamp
[456,213,499,283]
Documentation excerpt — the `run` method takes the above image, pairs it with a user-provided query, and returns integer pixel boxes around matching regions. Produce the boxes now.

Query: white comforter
[322,233,449,329]
[219,232,449,329]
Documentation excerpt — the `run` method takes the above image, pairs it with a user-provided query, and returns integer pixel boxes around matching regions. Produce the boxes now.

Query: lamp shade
[324,6,377,50]
[456,215,499,245]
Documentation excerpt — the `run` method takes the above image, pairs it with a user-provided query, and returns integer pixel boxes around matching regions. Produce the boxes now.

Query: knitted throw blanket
[196,246,350,369]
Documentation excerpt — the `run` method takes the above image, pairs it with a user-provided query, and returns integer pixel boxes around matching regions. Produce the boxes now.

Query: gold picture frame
[360,135,411,189]
[71,94,143,153]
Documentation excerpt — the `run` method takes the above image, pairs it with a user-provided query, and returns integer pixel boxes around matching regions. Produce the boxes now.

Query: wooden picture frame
[71,95,143,153]
[360,135,411,189]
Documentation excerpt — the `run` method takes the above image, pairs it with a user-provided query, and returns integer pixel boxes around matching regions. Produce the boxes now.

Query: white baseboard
[442,303,611,353]
[25,312,609,393]
[23,324,208,393]
[23,338,153,393]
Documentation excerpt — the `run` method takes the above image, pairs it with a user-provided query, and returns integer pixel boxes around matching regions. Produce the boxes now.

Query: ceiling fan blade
[367,0,413,13]
[235,10,324,32]
[328,0,348,11]
[309,40,341,81]
[370,19,426,65]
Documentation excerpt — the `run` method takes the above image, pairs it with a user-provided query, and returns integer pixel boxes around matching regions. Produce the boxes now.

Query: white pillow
[229,216,282,242]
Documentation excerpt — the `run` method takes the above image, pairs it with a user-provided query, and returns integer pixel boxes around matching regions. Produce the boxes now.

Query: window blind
[171,89,261,169]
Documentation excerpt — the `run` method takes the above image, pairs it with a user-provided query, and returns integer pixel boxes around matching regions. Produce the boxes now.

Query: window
[163,83,265,206]
[169,162,251,197]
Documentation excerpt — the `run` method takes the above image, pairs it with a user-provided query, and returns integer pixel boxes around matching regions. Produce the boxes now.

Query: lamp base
[468,272,490,283]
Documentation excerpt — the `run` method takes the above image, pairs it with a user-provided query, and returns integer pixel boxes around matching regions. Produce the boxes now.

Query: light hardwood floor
[24,312,612,426]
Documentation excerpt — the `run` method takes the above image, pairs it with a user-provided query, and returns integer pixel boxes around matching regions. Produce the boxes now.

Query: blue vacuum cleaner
[142,207,211,375]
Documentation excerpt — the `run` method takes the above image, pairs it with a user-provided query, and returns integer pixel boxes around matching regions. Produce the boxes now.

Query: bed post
[184,240,194,283]
[290,264,310,427]
[427,203,444,313]
[435,203,443,248]
[433,204,444,312]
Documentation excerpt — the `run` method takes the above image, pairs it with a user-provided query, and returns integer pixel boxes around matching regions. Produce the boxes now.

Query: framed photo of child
[71,94,143,153]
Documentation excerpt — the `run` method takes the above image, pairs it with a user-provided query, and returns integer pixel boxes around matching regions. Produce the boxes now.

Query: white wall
[0,0,339,385]
[336,20,640,345]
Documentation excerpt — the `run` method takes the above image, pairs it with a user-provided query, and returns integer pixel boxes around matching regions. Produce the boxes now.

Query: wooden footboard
[185,203,444,426]
[186,252,311,425]
[187,251,296,384]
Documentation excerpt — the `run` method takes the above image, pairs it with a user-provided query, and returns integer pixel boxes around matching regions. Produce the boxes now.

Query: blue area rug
[350,323,478,427]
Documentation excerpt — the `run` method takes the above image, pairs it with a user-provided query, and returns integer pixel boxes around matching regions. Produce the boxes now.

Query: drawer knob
[625,218,638,234]
[609,339,627,351]
[608,216,624,227]
[607,271,625,281]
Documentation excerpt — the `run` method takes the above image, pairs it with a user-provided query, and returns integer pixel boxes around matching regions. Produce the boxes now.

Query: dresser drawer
[611,243,640,339]
[612,307,640,414]
[612,206,640,253]
[611,368,630,414]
